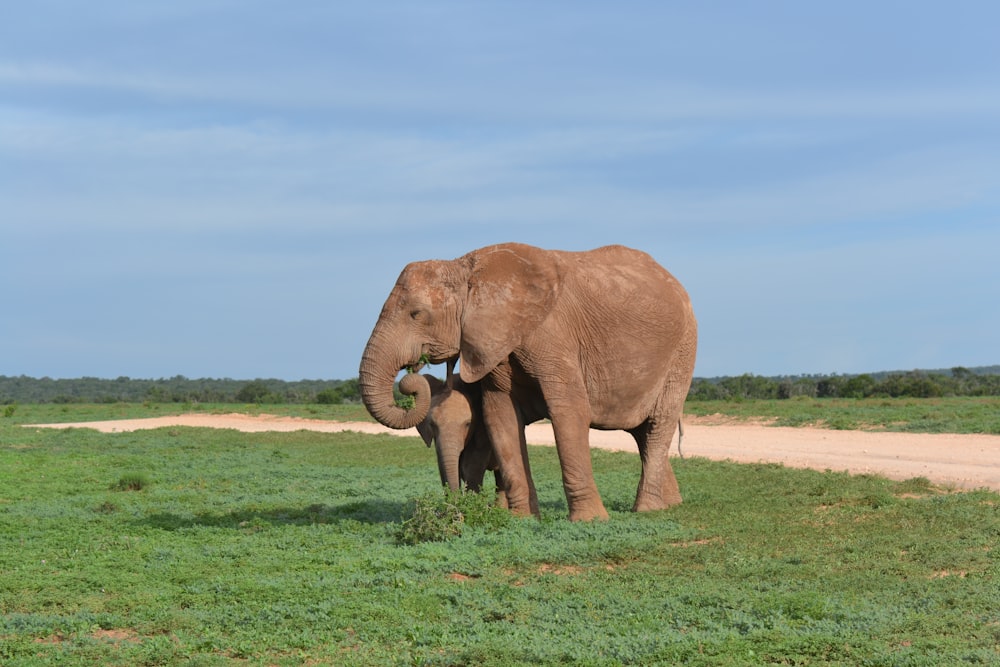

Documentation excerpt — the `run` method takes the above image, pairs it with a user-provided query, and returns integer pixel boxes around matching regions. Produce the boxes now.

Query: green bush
[234,380,276,404]
[397,489,512,544]
[316,380,360,404]
[110,472,150,491]
[315,388,342,404]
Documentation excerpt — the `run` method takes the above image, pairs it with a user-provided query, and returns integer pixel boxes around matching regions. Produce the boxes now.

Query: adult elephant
[359,243,697,521]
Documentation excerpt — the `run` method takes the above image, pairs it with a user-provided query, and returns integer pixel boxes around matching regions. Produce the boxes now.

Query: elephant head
[359,244,559,429]
[414,374,495,493]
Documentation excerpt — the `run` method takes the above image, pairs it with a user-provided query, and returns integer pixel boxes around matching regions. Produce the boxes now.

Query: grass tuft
[110,472,150,492]
[893,476,936,495]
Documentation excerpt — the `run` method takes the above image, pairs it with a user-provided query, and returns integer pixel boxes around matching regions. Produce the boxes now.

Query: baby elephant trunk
[436,442,462,493]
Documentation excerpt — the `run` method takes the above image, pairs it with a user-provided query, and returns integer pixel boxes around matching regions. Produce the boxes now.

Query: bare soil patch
[27,413,1000,492]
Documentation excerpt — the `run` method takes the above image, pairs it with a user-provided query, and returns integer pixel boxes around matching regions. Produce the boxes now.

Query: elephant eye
[410,309,427,322]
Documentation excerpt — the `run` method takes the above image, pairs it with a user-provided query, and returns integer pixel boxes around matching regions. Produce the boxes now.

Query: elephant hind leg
[629,417,683,512]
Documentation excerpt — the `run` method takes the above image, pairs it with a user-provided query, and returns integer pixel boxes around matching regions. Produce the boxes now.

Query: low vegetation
[396,490,513,545]
[2,404,998,665]
[3,366,998,406]
[689,366,1000,400]
[0,376,363,405]
[686,396,1000,434]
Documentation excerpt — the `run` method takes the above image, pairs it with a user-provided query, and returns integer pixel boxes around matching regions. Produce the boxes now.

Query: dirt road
[27,414,1000,492]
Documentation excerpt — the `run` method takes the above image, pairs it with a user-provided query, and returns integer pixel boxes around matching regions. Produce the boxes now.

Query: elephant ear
[415,374,446,447]
[415,419,434,448]
[459,244,559,383]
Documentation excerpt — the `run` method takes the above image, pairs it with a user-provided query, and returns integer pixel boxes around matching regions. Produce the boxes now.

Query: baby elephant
[414,374,506,505]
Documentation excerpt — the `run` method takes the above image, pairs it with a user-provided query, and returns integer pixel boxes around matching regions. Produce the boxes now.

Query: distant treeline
[0,375,361,405]
[688,366,1000,400]
[2,366,999,405]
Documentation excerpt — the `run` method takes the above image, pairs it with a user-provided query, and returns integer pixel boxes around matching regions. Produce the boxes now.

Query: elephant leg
[516,417,540,516]
[547,400,609,521]
[492,470,509,509]
[630,416,683,512]
[481,386,538,517]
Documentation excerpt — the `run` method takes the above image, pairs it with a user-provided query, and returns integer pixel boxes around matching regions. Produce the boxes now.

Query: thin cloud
[6,57,1000,124]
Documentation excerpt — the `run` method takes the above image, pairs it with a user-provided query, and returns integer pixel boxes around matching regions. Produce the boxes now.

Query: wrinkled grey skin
[360,243,697,521]
[414,374,506,506]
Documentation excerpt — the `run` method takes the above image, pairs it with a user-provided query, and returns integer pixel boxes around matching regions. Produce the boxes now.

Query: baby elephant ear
[415,374,446,447]
[459,245,559,383]
[415,419,434,448]
[417,373,446,447]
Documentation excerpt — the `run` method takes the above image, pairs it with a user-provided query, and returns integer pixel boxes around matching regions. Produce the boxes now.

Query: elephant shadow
[139,499,410,531]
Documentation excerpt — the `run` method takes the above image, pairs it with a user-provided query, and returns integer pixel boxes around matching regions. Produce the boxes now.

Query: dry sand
[26,413,1000,491]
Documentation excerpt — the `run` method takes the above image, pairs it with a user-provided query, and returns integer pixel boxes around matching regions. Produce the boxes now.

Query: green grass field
[1,403,998,665]
[2,401,375,426]
[685,396,1000,434]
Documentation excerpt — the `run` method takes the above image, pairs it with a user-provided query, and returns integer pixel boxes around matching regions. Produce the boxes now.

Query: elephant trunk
[435,439,462,492]
[359,333,431,430]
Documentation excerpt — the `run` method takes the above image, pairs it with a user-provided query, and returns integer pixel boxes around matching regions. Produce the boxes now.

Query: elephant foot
[505,495,540,518]
[632,493,683,513]
[568,503,610,522]
[508,505,539,519]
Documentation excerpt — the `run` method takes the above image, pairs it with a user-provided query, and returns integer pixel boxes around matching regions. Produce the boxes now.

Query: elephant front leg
[481,387,538,518]
[548,401,609,522]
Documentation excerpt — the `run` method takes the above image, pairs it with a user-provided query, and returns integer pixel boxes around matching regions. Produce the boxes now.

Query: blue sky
[2,2,998,381]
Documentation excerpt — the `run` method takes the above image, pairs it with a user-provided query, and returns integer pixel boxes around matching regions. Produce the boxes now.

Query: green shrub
[893,476,935,495]
[110,472,150,492]
[234,380,282,404]
[315,388,342,404]
[396,489,511,544]
[454,488,514,531]
[2,403,15,418]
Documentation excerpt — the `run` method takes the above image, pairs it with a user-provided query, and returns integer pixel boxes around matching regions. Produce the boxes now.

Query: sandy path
[26,414,1000,492]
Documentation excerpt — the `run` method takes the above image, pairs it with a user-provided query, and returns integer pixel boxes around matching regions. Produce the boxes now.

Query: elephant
[359,243,697,521]
[414,372,506,505]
